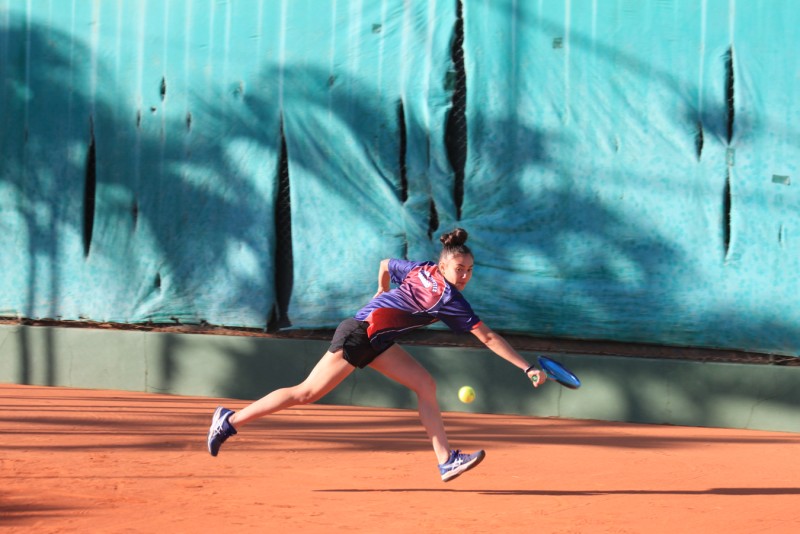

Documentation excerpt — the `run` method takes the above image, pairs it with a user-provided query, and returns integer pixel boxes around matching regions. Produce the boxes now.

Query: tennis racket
[531,356,581,389]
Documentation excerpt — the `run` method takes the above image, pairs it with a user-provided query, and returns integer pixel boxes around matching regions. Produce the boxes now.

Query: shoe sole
[441,450,486,482]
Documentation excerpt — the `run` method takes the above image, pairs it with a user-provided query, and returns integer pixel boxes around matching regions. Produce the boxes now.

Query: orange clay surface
[2,384,799,533]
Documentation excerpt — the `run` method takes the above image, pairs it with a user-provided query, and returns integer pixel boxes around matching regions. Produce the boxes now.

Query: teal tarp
[1,1,799,356]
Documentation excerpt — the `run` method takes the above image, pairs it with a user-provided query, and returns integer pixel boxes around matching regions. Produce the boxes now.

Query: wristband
[524,365,537,375]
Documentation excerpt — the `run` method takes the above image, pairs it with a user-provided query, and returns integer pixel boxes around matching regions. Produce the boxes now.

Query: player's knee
[292,385,322,405]
[413,371,437,400]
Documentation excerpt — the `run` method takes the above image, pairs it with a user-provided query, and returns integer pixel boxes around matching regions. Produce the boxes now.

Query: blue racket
[531,356,581,389]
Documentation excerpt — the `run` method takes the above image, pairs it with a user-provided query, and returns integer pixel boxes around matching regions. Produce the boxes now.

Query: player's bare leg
[207,350,353,455]
[231,350,354,427]
[369,345,485,481]
[368,345,452,464]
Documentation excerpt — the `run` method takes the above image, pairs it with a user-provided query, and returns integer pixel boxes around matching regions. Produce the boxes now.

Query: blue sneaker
[438,449,485,482]
[207,406,237,457]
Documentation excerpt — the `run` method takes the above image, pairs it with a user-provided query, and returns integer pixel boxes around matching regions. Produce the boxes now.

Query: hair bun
[440,228,469,248]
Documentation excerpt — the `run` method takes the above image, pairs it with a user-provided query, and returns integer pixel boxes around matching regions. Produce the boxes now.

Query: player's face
[439,253,474,291]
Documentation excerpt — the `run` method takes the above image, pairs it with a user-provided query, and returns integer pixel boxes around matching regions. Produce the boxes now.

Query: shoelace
[211,417,230,437]
[448,450,465,466]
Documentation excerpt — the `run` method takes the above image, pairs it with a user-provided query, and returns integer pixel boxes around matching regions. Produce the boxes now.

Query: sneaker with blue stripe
[438,449,485,482]
[207,406,237,457]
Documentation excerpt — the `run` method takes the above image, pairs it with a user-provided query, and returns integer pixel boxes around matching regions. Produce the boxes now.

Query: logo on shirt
[417,269,440,294]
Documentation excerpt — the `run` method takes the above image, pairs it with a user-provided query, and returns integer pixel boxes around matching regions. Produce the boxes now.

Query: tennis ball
[458,386,476,404]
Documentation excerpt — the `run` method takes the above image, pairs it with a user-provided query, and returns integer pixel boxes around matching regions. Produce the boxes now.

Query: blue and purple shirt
[354,259,482,350]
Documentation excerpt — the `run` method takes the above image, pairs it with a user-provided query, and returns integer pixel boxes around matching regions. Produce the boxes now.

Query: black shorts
[328,318,393,369]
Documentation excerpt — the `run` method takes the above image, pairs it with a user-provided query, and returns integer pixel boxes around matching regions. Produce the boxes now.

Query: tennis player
[207,228,544,482]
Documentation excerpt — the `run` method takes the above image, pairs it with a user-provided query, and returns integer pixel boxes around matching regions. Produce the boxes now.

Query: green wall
[2,324,798,433]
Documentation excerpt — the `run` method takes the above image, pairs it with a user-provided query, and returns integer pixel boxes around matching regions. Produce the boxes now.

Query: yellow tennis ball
[458,386,476,404]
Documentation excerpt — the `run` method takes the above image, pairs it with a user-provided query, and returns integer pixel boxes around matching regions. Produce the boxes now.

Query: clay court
[2,384,798,533]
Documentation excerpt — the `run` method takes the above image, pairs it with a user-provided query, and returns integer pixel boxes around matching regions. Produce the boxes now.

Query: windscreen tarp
[1,1,798,356]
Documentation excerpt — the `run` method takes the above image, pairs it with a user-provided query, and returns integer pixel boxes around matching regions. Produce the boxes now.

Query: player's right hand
[527,369,544,388]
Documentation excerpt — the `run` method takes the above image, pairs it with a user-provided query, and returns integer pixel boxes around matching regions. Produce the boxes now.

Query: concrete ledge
[1,324,798,433]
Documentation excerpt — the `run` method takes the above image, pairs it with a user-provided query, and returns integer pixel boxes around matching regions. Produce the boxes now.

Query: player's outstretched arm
[470,323,543,387]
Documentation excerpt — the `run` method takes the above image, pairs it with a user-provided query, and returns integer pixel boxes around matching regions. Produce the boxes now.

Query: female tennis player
[207,228,544,482]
